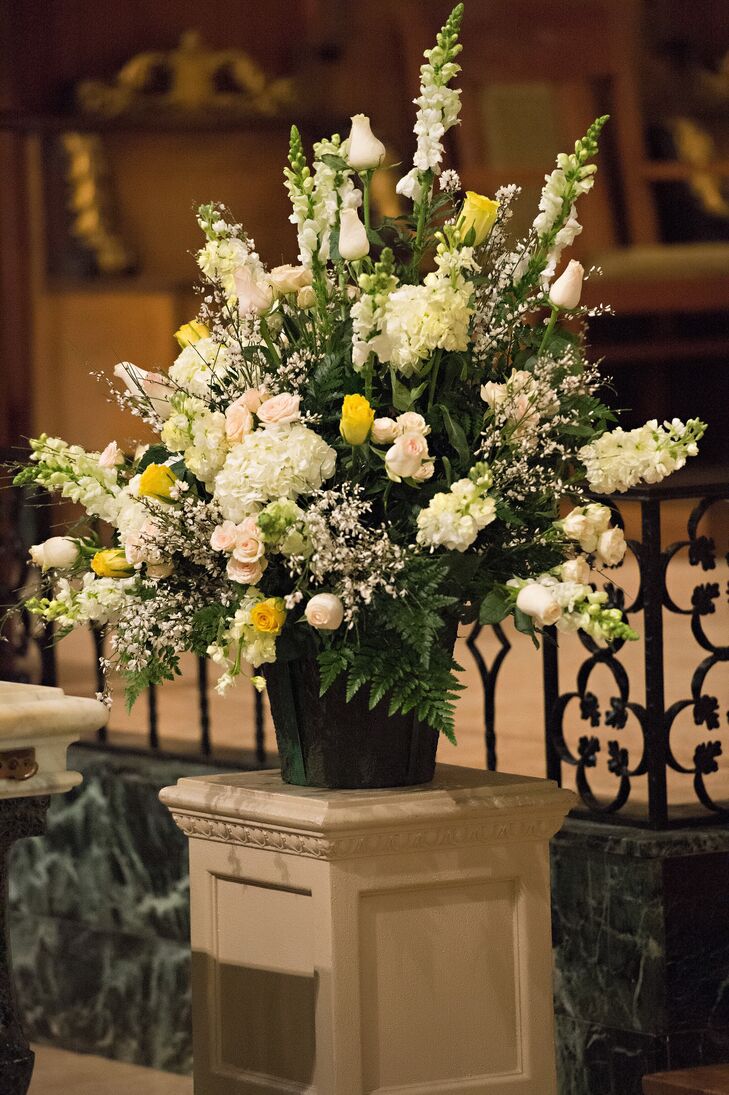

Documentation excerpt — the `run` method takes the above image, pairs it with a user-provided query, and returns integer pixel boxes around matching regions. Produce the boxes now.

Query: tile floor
[31,1045,192,1093]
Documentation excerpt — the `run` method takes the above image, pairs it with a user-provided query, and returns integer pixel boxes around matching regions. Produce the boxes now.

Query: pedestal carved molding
[168,806,566,860]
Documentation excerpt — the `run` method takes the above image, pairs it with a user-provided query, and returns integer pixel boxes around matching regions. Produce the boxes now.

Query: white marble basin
[0,682,108,799]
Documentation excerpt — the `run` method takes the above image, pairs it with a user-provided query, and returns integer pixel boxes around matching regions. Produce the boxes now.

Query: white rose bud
[338,208,370,261]
[346,114,387,172]
[595,527,626,567]
[98,441,124,468]
[516,583,563,626]
[305,592,344,631]
[371,417,398,444]
[29,536,79,571]
[114,362,172,421]
[548,260,584,311]
[234,266,273,315]
[561,557,591,584]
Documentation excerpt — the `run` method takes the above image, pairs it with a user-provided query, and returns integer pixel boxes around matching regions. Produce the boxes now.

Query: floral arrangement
[14,3,705,743]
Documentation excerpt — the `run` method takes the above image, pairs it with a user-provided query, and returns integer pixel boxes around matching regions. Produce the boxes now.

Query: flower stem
[427,351,442,411]
[539,307,559,355]
[362,171,372,234]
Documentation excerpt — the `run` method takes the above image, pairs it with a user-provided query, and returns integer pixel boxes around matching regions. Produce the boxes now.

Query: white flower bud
[347,114,386,172]
[114,362,172,421]
[548,260,584,310]
[29,537,79,571]
[595,527,626,567]
[338,208,370,261]
[560,557,591,584]
[305,592,344,631]
[516,583,563,626]
[371,417,398,444]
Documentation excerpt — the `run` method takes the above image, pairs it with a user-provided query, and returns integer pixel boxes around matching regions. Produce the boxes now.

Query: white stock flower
[213,424,337,523]
[305,592,344,631]
[416,477,496,552]
[579,419,704,494]
[29,537,79,570]
[347,115,386,171]
[197,236,257,296]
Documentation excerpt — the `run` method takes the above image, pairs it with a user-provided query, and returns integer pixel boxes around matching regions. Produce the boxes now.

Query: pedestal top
[161,764,576,860]
[0,682,108,800]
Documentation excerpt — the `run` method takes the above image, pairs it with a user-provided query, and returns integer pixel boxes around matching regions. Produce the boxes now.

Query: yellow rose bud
[138,463,178,501]
[174,320,209,349]
[250,598,286,635]
[340,394,375,446]
[90,549,135,579]
[460,192,499,246]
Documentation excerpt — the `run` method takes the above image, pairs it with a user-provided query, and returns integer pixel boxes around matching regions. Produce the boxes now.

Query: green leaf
[479,588,512,625]
[137,444,171,471]
[390,370,426,412]
[438,404,471,466]
[318,153,349,171]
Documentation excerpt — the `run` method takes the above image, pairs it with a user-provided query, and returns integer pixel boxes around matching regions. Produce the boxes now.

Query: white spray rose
[516,583,563,626]
[257,393,301,426]
[549,260,584,310]
[297,285,316,309]
[338,208,370,261]
[269,264,312,296]
[560,557,591,584]
[596,527,626,567]
[29,537,79,571]
[396,411,429,435]
[371,417,398,444]
[305,592,344,631]
[347,114,386,171]
[385,432,429,481]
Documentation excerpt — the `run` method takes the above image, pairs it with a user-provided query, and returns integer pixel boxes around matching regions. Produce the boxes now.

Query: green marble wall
[551,819,729,1094]
[7,744,233,1075]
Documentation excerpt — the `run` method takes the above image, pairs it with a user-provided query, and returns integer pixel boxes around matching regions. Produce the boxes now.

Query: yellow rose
[174,320,209,348]
[340,394,374,446]
[90,549,134,579]
[460,192,499,246]
[138,463,178,501]
[250,598,286,635]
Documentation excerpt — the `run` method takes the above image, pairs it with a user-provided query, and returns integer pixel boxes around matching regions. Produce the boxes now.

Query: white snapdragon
[397,5,463,198]
[579,419,705,494]
[213,423,336,523]
[27,436,125,524]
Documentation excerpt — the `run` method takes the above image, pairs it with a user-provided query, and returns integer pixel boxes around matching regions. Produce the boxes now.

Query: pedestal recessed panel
[360,879,520,1092]
[214,877,316,1086]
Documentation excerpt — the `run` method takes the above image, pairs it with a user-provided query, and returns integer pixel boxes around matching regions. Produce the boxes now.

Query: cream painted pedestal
[161,764,575,1095]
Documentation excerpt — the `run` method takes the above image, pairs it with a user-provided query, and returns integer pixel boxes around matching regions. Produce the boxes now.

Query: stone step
[643,1065,729,1095]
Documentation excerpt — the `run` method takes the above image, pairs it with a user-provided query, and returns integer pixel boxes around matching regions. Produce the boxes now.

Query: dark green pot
[263,655,440,790]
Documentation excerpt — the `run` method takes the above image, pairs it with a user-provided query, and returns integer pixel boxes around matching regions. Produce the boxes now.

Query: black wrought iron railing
[2,450,727,825]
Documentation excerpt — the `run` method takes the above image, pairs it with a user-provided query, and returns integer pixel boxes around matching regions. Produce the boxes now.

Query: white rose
[227,556,267,585]
[29,536,79,571]
[232,516,265,564]
[114,362,172,421]
[412,460,435,481]
[561,557,591,584]
[549,260,584,310]
[371,417,398,444]
[516,583,563,626]
[225,396,254,442]
[396,411,429,435]
[234,266,273,315]
[305,592,344,631]
[347,114,386,171]
[584,503,612,534]
[296,285,316,309]
[385,432,429,481]
[257,393,301,426]
[98,441,124,468]
[269,264,312,296]
[562,510,590,542]
[596,527,626,567]
[338,208,370,261]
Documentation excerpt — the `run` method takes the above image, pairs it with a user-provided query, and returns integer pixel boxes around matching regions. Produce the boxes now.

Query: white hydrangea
[417,477,496,552]
[168,338,231,399]
[161,396,228,489]
[214,424,337,523]
[382,271,472,376]
[579,418,704,494]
